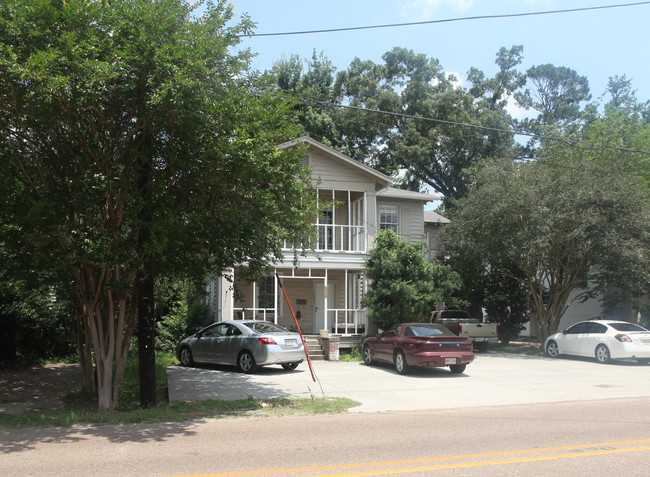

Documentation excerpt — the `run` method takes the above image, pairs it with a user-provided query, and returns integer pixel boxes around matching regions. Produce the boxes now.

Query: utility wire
[241,1,650,37]
[304,99,650,156]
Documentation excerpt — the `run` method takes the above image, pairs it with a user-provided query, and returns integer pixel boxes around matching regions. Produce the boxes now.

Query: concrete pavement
[166,351,650,412]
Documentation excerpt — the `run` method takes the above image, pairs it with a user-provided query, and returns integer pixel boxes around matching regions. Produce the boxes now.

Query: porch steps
[303,336,325,361]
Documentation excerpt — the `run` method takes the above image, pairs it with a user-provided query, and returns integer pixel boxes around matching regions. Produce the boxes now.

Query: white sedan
[545,320,650,364]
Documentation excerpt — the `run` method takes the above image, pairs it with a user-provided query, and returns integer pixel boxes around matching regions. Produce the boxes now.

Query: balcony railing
[284,224,366,253]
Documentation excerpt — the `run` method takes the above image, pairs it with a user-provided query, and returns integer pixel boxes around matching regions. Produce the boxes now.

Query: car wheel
[179,347,194,367]
[281,362,299,371]
[449,363,467,374]
[362,345,374,365]
[595,344,611,364]
[394,350,410,375]
[637,358,650,365]
[237,350,257,373]
[476,342,489,353]
[546,340,560,358]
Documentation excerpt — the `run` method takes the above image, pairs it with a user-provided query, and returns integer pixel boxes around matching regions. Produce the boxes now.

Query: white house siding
[375,198,428,244]
[307,149,384,193]
[208,137,438,336]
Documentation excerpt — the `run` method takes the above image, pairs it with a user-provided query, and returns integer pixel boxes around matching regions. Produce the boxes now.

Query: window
[258,277,275,309]
[379,206,398,233]
[565,322,590,334]
[318,210,333,249]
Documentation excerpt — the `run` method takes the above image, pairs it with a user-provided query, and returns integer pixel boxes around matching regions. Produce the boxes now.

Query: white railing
[328,309,367,335]
[233,308,276,322]
[284,224,366,252]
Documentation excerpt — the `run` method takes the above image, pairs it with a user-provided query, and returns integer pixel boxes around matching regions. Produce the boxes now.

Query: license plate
[285,339,297,346]
[445,358,457,365]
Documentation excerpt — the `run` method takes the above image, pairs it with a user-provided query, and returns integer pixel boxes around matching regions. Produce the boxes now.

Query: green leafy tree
[444,155,650,343]
[362,230,460,329]
[515,64,591,125]
[0,0,317,410]
[482,261,530,344]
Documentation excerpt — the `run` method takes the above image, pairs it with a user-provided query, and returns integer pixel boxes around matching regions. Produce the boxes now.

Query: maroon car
[363,323,475,374]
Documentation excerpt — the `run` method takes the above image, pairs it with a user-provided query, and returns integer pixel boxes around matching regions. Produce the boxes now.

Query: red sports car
[363,323,475,374]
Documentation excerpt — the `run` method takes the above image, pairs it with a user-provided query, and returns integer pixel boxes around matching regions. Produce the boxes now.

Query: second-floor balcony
[283,189,368,254]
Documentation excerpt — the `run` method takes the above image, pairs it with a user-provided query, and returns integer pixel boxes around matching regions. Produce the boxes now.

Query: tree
[482,261,530,344]
[0,0,317,410]
[444,155,650,343]
[362,230,460,329]
[269,51,344,150]
[515,64,591,125]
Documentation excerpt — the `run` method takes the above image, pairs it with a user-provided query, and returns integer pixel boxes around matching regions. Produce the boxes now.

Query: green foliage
[0,0,318,409]
[0,278,75,363]
[482,262,530,344]
[445,152,650,341]
[362,230,460,329]
[515,64,591,125]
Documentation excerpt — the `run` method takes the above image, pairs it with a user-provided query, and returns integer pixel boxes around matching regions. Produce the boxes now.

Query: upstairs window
[379,206,398,233]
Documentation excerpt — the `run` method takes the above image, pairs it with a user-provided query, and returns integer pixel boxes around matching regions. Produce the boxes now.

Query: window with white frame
[258,277,275,309]
[379,205,399,233]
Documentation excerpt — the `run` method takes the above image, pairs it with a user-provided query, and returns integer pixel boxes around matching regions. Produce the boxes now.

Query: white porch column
[221,268,234,321]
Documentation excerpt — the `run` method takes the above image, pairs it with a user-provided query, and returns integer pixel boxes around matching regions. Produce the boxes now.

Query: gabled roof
[424,210,450,224]
[278,136,392,186]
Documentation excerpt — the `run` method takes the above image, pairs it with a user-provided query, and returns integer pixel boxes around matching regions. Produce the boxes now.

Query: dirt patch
[0,364,84,415]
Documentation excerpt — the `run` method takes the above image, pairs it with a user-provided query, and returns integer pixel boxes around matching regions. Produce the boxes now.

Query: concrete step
[304,336,325,360]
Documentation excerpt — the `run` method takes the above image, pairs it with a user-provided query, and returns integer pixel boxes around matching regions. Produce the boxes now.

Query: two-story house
[204,137,440,338]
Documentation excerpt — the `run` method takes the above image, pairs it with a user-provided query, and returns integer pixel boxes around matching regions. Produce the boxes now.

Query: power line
[241,2,650,38]
[305,99,650,156]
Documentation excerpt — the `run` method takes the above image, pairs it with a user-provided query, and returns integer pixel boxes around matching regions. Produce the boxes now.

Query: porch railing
[328,308,367,335]
[233,308,275,321]
[284,224,366,253]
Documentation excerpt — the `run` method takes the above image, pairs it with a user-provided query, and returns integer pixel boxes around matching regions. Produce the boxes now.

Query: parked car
[176,320,305,373]
[363,323,475,375]
[544,320,650,364]
[430,309,498,352]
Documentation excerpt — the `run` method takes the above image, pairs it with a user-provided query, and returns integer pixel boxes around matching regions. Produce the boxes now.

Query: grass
[0,351,359,429]
[0,397,359,429]
[338,347,363,362]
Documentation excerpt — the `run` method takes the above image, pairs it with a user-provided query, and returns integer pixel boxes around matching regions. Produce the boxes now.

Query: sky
[228,0,650,111]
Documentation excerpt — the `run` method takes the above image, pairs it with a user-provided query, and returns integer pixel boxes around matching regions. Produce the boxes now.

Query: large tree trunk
[78,264,136,411]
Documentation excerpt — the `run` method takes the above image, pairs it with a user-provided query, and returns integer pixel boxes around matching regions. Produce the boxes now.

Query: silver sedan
[176,320,305,373]
[545,320,650,364]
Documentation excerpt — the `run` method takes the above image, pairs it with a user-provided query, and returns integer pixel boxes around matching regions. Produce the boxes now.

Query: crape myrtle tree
[443,152,650,343]
[0,0,318,410]
[362,230,461,330]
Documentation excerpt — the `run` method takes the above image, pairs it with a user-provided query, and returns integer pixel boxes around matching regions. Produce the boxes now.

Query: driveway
[166,352,650,413]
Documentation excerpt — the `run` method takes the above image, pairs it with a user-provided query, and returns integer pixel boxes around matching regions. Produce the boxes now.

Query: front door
[314,282,325,333]
[314,281,337,334]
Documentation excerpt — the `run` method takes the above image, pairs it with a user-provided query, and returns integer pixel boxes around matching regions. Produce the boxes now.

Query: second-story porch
[284,188,369,254]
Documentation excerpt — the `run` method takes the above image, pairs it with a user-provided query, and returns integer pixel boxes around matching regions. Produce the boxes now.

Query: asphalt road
[2,398,649,476]
[2,353,650,476]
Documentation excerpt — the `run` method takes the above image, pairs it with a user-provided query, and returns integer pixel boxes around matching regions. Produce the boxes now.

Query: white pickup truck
[430,310,498,352]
